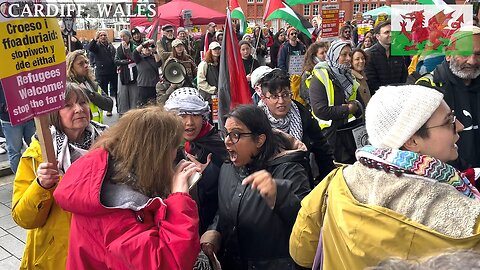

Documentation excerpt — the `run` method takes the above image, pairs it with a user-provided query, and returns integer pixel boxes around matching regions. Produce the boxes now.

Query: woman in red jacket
[54,106,201,270]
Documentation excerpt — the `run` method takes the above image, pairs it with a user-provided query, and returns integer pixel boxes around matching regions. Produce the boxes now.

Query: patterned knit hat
[164,87,210,117]
[365,85,444,149]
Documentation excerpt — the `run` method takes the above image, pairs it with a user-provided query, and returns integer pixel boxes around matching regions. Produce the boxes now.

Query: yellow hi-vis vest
[415,72,444,88]
[306,67,359,129]
[72,80,104,124]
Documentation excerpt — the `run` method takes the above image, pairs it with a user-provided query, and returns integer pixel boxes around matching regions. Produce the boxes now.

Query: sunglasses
[290,32,297,36]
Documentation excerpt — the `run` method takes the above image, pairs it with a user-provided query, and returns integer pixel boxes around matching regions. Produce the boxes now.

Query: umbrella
[363,5,391,17]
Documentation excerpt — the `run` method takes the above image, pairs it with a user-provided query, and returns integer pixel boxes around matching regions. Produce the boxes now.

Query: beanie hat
[119,29,132,39]
[177,27,186,34]
[171,39,184,48]
[164,87,210,117]
[131,28,140,36]
[365,85,444,149]
[287,27,297,37]
[215,31,224,39]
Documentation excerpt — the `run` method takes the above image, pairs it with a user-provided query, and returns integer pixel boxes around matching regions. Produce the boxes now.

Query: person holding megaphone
[157,39,197,104]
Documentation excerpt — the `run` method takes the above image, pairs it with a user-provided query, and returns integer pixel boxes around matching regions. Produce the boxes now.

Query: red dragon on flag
[391,5,473,56]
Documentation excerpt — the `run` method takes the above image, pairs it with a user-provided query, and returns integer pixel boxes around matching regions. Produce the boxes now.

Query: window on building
[257,0,263,3]
[370,3,377,9]
[313,4,319,16]
[353,3,360,14]
[314,0,319,2]
[380,2,385,5]
[330,0,336,3]
[247,0,254,3]
[304,5,310,16]
[322,0,328,2]
[362,3,369,13]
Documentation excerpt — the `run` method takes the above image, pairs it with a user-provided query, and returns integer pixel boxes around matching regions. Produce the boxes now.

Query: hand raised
[186,153,212,173]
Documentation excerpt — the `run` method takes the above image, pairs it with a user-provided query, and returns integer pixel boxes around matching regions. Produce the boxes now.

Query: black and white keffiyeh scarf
[258,100,303,140]
[51,121,108,173]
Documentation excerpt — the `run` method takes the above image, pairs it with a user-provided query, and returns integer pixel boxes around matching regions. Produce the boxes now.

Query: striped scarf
[356,145,480,200]
[258,100,303,141]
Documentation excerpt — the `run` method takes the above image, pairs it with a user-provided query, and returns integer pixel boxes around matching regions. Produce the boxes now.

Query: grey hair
[367,250,480,270]
[119,29,132,39]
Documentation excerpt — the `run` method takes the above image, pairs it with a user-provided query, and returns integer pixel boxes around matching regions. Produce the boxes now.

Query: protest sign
[288,55,304,75]
[321,5,340,40]
[0,2,66,162]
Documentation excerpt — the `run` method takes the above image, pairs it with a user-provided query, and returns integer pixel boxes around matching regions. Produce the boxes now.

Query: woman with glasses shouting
[200,105,311,270]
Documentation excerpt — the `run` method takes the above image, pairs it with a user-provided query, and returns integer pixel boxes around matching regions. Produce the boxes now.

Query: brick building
[156,0,466,31]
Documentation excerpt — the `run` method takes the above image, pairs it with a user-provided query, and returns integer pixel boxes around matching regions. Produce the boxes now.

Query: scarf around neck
[51,121,107,174]
[258,100,303,141]
[356,145,480,200]
[326,40,355,98]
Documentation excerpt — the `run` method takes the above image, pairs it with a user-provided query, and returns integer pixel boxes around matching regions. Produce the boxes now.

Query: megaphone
[164,61,187,84]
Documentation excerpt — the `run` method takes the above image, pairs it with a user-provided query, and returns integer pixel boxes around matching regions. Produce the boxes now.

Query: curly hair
[66,50,96,83]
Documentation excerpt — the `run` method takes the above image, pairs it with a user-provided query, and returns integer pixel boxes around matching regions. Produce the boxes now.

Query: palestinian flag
[218,8,252,129]
[285,0,315,5]
[230,0,247,34]
[263,0,314,38]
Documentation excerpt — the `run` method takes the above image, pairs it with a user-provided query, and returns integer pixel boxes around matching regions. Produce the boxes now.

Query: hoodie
[54,148,200,270]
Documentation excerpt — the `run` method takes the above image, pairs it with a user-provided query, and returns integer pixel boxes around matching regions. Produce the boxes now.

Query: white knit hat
[365,85,444,149]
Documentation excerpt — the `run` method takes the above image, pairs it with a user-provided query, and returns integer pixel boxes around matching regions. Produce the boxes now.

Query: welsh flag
[391,4,473,56]
[263,0,314,38]
[230,0,247,34]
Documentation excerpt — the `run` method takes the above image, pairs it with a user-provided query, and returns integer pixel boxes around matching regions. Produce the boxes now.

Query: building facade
[157,0,467,32]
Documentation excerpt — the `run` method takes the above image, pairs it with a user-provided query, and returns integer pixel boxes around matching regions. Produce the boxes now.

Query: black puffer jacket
[88,40,116,76]
[177,127,227,235]
[364,42,407,93]
[294,100,335,182]
[214,146,311,270]
[416,61,480,169]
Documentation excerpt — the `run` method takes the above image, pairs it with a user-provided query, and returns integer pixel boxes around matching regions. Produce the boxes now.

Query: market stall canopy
[363,5,391,17]
[130,0,227,28]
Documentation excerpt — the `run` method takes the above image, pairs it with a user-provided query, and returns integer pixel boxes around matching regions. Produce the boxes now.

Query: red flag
[147,17,160,42]
[217,8,252,129]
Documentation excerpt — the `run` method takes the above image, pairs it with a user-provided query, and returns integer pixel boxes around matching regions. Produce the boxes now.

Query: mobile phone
[188,172,202,190]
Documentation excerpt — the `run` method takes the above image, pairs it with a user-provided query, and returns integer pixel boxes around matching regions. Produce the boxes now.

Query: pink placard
[1,62,66,125]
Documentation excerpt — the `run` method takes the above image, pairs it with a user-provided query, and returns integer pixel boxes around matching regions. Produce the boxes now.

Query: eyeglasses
[264,92,292,102]
[219,130,254,144]
[422,115,457,132]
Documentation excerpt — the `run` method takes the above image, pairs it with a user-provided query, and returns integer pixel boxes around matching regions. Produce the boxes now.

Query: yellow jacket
[11,138,70,270]
[290,165,480,269]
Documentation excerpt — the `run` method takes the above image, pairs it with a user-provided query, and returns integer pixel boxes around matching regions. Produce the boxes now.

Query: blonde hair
[91,106,184,198]
[66,50,96,83]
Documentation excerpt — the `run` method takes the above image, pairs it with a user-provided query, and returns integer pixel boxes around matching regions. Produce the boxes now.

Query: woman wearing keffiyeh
[290,85,480,270]
[164,87,227,235]
[11,83,107,270]
[309,39,362,163]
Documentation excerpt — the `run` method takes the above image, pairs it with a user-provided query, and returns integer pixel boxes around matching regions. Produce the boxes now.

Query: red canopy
[130,0,227,28]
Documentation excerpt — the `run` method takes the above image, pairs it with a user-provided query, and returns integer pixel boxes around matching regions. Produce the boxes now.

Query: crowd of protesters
[1,14,479,270]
